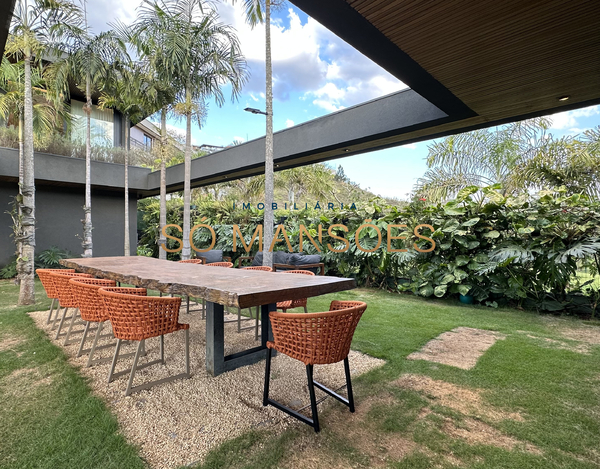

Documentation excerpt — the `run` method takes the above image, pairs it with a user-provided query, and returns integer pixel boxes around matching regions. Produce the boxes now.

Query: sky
[87,0,600,200]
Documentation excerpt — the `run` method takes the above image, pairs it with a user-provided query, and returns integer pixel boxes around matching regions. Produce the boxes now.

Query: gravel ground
[29,306,384,469]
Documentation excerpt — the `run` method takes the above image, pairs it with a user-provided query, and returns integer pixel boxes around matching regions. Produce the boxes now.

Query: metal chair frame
[263,301,367,433]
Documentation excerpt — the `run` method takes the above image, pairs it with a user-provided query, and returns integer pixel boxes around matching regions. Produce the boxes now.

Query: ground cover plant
[1,280,599,468]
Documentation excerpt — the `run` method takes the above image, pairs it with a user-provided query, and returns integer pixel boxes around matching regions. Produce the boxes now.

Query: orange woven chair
[48,271,92,343]
[99,287,190,396]
[178,259,203,264]
[263,300,367,432]
[276,270,315,313]
[241,266,273,339]
[69,277,118,366]
[36,268,74,325]
[207,261,234,268]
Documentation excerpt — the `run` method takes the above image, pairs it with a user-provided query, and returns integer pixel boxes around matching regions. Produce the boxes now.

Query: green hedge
[138,186,600,316]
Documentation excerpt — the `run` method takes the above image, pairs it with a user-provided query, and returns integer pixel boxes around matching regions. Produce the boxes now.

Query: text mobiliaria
[160,220,436,254]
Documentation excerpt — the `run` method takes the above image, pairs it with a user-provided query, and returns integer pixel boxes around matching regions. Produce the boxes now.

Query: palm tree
[0,58,64,272]
[100,63,155,256]
[7,0,83,305]
[234,0,279,266]
[141,0,247,260]
[415,118,550,203]
[115,3,178,260]
[53,3,127,258]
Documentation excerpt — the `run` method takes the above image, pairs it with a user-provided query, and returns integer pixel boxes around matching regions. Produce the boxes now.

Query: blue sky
[90,0,600,199]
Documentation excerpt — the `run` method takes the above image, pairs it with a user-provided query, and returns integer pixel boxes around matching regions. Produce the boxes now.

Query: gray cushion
[200,250,223,264]
[251,251,290,266]
[289,253,322,273]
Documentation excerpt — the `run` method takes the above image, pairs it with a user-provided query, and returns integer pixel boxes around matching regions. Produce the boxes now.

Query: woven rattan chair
[99,287,190,396]
[263,300,367,432]
[241,266,273,339]
[69,277,118,366]
[207,261,234,268]
[49,271,92,343]
[276,270,315,314]
[36,268,74,325]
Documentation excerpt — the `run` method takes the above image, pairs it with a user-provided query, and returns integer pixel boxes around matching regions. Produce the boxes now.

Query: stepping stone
[407,327,505,370]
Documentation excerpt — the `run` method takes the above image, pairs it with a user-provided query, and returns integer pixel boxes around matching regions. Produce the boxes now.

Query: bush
[137,187,600,316]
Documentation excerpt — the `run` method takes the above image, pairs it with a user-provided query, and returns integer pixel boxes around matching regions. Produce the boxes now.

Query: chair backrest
[251,251,290,266]
[36,268,74,299]
[99,288,181,341]
[49,271,93,307]
[280,269,315,276]
[241,266,273,272]
[206,261,233,268]
[197,249,224,264]
[178,259,203,264]
[69,278,117,322]
[268,301,367,365]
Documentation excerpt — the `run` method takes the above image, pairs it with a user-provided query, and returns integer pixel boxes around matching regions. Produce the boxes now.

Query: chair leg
[344,357,355,413]
[108,338,123,383]
[160,335,165,364]
[306,364,320,433]
[186,296,190,315]
[237,307,242,333]
[63,308,81,345]
[55,307,70,340]
[303,305,308,314]
[202,299,206,320]
[87,321,104,367]
[184,328,190,376]
[125,340,145,396]
[46,298,56,325]
[263,347,272,406]
[255,306,260,341]
[51,306,63,330]
[77,321,91,357]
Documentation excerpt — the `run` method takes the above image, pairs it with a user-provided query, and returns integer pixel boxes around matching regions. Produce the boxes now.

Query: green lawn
[1,280,600,469]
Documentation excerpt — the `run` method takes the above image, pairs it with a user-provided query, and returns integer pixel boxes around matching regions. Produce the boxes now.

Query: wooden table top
[60,257,356,309]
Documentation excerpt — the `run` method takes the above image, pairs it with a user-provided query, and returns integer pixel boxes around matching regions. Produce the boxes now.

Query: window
[70,99,114,146]
[143,134,152,149]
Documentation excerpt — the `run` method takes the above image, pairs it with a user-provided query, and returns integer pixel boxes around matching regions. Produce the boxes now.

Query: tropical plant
[416,118,551,202]
[7,0,83,305]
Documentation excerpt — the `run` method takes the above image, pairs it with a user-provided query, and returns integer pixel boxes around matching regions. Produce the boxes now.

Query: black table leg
[206,301,275,376]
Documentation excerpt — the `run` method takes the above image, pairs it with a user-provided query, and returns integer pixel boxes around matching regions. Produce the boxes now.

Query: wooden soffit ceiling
[293,0,600,129]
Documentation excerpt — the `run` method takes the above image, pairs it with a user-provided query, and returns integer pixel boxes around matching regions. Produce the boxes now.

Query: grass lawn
[1,280,600,468]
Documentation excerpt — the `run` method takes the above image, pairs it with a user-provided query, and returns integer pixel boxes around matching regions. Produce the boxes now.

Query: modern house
[0,0,598,267]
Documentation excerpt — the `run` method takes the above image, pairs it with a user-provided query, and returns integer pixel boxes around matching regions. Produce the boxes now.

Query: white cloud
[215,3,406,106]
[285,119,294,128]
[548,105,600,130]
[402,143,418,150]
[249,93,259,102]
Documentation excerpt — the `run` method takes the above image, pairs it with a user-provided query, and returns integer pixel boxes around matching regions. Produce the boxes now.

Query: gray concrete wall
[0,182,138,268]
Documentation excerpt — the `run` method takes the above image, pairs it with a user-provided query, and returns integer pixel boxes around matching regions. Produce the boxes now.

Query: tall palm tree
[142,0,247,260]
[0,57,64,271]
[7,0,83,305]
[234,0,278,266]
[120,4,178,259]
[53,4,127,258]
[100,63,155,256]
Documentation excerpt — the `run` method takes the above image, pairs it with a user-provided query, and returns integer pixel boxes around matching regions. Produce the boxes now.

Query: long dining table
[60,256,357,376]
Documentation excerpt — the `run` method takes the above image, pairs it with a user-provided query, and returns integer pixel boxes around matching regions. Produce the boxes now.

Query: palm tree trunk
[18,54,35,305]
[17,114,24,273]
[82,75,93,257]
[159,107,167,260]
[263,0,274,267]
[181,88,192,260]
[124,115,130,256]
